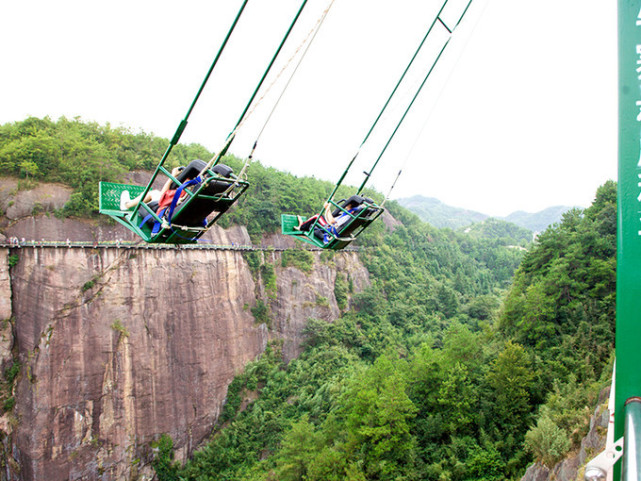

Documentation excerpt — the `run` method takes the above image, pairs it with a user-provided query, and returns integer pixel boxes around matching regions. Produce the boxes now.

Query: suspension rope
[197,0,311,179]
[357,40,450,194]
[241,0,336,179]
[292,0,475,243]
[326,0,456,203]
[357,0,475,195]
[300,0,470,235]
[289,1,476,243]
[135,0,250,210]
[383,0,483,205]
[220,0,335,199]
[381,169,402,208]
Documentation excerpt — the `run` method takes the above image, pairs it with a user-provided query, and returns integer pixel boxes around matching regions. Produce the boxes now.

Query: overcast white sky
[0,0,617,217]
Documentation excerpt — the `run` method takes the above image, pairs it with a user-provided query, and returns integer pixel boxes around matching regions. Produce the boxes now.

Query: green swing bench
[99,0,313,245]
[281,195,384,250]
[99,160,249,244]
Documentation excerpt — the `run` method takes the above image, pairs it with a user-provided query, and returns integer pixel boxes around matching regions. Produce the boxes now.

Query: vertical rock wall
[0,243,369,480]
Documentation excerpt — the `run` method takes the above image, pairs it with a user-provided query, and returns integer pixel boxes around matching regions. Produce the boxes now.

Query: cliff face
[520,387,610,481]
[0,182,371,481]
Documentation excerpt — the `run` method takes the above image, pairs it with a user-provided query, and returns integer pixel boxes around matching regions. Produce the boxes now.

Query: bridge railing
[0,239,362,253]
[623,398,641,481]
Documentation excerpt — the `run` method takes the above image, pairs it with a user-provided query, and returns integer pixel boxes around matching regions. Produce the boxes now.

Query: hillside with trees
[396,195,487,229]
[160,182,614,481]
[0,118,616,480]
[396,195,572,233]
[462,217,533,244]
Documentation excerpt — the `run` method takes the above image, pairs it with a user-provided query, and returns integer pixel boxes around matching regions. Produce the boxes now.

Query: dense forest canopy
[0,117,616,480]
[162,182,615,481]
[171,184,614,481]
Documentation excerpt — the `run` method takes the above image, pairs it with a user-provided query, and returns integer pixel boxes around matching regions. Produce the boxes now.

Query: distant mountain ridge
[396,195,573,232]
[502,206,575,233]
[395,196,487,229]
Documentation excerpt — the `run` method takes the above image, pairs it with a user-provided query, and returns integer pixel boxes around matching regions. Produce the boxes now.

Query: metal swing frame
[281,196,384,250]
[99,0,310,244]
[282,0,473,250]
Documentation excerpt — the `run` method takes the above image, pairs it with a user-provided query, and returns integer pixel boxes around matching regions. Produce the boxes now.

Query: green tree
[341,356,417,479]
[273,415,321,481]
[152,434,180,481]
[524,408,571,468]
[464,445,506,481]
[486,342,535,433]
[437,362,476,435]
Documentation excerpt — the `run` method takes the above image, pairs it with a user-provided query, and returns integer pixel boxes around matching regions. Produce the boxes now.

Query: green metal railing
[623,398,641,480]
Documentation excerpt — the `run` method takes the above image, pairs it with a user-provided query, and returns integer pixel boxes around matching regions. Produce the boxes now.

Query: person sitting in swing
[120,166,188,214]
[295,198,363,238]
[120,159,238,234]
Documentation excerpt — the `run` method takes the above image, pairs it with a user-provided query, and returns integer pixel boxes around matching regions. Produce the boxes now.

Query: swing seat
[170,160,245,228]
[99,160,249,244]
[99,181,165,242]
[99,182,147,216]
[281,215,328,248]
[281,196,384,250]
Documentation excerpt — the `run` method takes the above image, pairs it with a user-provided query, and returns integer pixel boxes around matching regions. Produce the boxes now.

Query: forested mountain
[0,116,377,240]
[0,116,214,217]
[396,195,573,233]
[504,206,577,233]
[0,118,616,480]
[164,183,615,481]
[462,217,533,244]
[395,195,487,229]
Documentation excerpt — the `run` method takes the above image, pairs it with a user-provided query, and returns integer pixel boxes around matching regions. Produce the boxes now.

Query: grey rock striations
[0,182,370,480]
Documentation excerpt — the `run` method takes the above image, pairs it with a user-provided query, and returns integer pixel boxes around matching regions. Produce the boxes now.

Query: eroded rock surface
[0,179,372,480]
[0,242,368,480]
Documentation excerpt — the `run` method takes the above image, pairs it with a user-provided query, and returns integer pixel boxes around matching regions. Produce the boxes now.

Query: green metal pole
[134,0,249,209]
[617,1,641,479]
[623,398,641,480]
[231,0,309,133]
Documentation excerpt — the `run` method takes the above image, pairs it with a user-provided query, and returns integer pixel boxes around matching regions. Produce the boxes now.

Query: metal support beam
[585,437,624,481]
[623,398,641,480]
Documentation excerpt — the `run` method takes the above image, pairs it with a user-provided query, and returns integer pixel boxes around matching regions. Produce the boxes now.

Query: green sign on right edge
[617,0,641,478]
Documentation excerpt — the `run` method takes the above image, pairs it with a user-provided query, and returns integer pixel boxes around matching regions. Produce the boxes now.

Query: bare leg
[125,192,154,209]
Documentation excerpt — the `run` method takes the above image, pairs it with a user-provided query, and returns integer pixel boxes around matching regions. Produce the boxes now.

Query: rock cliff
[0,180,371,480]
[520,387,610,481]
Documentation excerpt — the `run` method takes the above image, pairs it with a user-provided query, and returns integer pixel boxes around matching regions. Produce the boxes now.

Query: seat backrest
[205,164,235,195]
[334,195,379,224]
[174,159,205,185]
[175,160,235,196]
[170,160,236,226]
[332,195,364,217]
